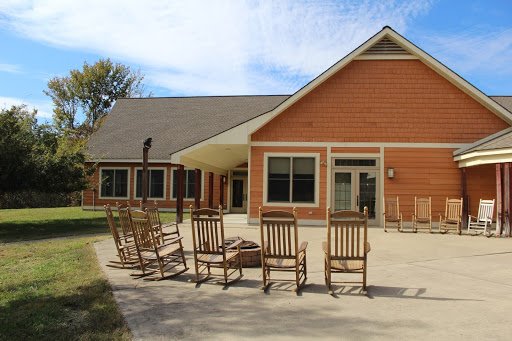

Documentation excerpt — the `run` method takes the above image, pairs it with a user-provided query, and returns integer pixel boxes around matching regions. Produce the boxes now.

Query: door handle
[356,195,359,207]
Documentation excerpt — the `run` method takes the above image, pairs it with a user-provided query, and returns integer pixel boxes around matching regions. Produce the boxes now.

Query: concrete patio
[94,218,512,340]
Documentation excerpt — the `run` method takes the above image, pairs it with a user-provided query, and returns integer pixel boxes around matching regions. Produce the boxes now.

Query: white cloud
[423,27,512,76]
[0,0,433,95]
[0,62,22,73]
[0,96,53,120]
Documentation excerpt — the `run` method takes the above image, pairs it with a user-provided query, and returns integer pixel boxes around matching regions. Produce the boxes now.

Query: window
[172,169,202,199]
[267,157,315,203]
[135,169,165,199]
[100,169,128,198]
[334,159,377,167]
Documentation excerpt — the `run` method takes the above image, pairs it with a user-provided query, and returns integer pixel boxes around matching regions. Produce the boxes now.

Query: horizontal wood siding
[252,60,508,143]
[384,148,461,218]
[249,146,327,220]
[466,164,496,217]
[82,162,226,209]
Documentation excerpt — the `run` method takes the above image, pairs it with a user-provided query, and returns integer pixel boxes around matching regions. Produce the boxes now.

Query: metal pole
[142,138,152,205]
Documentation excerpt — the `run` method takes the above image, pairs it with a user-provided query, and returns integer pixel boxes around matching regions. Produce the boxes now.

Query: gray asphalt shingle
[87,95,290,160]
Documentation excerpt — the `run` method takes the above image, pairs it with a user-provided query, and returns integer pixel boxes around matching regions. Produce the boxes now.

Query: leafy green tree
[0,105,88,195]
[0,105,38,191]
[44,58,148,136]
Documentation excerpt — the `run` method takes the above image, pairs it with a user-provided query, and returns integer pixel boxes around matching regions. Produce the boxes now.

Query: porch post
[496,164,503,236]
[208,172,214,208]
[194,168,201,209]
[461,167,468,229]
[506,163,512,237]
[220,175,225,209]
[176,165,184,223]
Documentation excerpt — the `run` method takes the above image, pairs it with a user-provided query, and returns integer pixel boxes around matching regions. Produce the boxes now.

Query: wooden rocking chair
[439,198,463,234]
[140,200,180,242]
[103,204,138,269]
[383,196,403,232]
[468,199,495,236]
[259,207,308,292]
[412,197,432,232]
[324,207,370,294]
[128,209,188,280]
[190,205,243,285]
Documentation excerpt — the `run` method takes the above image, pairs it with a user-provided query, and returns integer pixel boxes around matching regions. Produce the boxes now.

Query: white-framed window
[171,168,204,200]
[133,167,166,200]
[263,153,320,207]
[99,167,130,199]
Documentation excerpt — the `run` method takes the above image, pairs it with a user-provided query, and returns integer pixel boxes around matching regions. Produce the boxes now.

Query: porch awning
[454,127,512,167]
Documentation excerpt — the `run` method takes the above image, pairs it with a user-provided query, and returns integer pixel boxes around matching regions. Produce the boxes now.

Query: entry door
[231,176,247,213]
[333,171,377,222]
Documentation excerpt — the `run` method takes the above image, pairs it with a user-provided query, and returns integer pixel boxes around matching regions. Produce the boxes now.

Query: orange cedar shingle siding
[249,146,327,220]
[466,164,496,218]
[82,162,227,209]
[383,148,461,218]
[252,60,509,142]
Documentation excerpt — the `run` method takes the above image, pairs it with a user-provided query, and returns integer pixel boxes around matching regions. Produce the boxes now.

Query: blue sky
[0,0,511,122]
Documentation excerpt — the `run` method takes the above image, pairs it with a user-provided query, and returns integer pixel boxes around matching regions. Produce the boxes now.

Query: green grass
[0,206,183,243]
[0,206,185,340]
[0,236,131,340]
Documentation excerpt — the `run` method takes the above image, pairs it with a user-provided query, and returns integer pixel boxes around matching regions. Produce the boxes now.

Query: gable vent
[363,37,410,55]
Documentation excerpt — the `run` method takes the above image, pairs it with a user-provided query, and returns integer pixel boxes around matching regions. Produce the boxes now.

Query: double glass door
[333,171,377,222]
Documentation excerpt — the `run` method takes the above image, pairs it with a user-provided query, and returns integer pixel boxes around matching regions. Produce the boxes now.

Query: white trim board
[89,159,172,163]
[251,141,468,148]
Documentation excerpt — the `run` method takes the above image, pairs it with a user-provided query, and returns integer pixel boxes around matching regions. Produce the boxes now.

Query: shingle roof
[491,96,512,113]
[87,95,290,160]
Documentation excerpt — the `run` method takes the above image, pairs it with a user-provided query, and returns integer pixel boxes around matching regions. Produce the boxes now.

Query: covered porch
[170,141,250,223]
[456,127,512,237]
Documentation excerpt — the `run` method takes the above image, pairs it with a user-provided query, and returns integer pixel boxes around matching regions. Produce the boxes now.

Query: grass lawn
[0,236,131,340]
[0,206,181,243]
[0,206,185,340]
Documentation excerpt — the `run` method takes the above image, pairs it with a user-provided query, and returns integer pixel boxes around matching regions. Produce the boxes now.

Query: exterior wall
[82,162,227,211]
[383,148,461,219]
[252,60,508,143]
[466,164,496,217]
[249,146,327,221]
[248,59,508,224]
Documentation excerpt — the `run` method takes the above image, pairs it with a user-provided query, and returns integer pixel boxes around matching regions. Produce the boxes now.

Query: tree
[44,58,148,136]
[0,105,88,194]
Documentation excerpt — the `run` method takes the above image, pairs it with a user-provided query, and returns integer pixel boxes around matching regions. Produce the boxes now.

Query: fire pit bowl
[224,237,261,267]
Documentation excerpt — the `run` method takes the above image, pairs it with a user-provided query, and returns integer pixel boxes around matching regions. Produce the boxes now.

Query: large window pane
[292,158,315,202]
[136,169,164,198]
[114,170,128,197]
[268,157,290,202]
[100,169,114,197]
[173,169,200,199]
[101,169,128,198]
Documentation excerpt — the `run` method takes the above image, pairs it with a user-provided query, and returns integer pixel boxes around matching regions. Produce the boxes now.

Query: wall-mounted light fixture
[320,160,328,167]
[387,167,395,179]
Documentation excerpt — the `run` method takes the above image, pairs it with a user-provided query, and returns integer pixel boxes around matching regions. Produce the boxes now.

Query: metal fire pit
[224,237,261,267]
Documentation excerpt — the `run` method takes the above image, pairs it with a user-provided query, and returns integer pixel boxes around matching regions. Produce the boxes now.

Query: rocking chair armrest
[163,236,183,245]
[365,242,371,253]
[298,241,308,254]
[322,241,328,254]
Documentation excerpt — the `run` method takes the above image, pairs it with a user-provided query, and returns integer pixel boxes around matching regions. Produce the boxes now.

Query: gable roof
[87,95,289,160]
[246,26,512,136]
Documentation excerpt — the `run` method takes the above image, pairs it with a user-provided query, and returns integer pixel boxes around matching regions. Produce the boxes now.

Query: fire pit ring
[224,237,261,267]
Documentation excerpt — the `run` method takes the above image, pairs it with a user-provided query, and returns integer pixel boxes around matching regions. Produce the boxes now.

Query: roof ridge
[117,94,291,100]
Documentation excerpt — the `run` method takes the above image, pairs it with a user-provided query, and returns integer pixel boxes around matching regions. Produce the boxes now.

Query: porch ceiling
[175,144,248,175]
